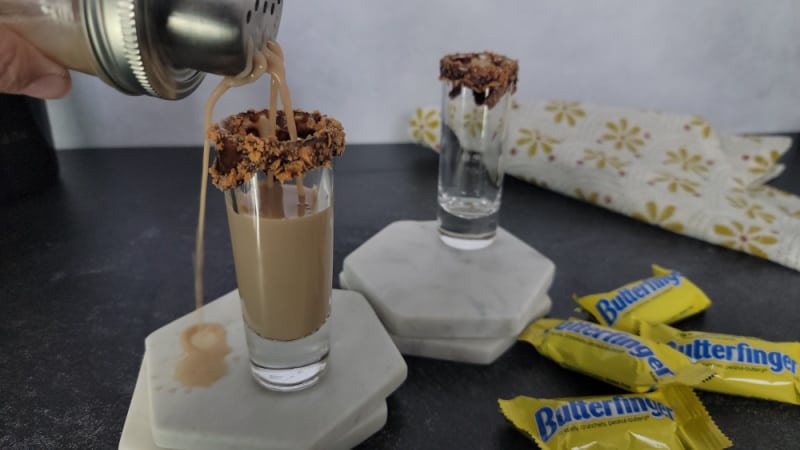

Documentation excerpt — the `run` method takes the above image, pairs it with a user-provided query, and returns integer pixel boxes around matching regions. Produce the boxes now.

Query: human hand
[0,25,71,99]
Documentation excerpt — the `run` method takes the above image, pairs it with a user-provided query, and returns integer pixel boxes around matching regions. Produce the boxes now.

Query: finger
[0,25,71,99]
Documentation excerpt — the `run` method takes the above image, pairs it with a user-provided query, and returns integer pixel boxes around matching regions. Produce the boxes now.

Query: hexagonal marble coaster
[388,295,552,365]
[119,357,388,450]
[340,270,551,364]
[389,334,516,365]
[141,289,406,450]
[341,221,555,339]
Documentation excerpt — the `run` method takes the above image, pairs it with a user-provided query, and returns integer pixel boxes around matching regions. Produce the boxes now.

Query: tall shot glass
[437,52,517,250]
[225,167,334,392]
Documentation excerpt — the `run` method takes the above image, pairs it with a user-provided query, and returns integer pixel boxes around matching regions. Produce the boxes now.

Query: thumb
[0,25,71,99]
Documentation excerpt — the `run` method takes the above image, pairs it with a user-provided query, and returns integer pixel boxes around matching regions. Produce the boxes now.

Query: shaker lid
[82,0,284,99]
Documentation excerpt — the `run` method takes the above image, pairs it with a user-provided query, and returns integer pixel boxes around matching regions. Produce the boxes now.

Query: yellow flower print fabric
[408,108,441,149]
[632,202,685,233]
[713,221,779,259]
[600,118,647,154]
[544,101,586,127]
[409,100,797,271]
[517,129,560,157]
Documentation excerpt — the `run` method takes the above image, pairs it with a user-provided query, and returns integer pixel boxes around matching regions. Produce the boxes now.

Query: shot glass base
[250,357,328,392]
[243,317,331,392]
[438,228,496,250]
[437,206,498,250]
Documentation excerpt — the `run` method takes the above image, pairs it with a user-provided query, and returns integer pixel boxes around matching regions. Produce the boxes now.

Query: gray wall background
[46,0,800,149]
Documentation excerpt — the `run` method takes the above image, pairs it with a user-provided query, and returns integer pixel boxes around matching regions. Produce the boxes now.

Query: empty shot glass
[437,52,518,250]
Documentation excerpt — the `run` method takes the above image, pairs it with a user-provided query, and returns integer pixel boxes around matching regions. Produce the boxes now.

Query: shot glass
[224,167,334,391]
[437,53,516,250]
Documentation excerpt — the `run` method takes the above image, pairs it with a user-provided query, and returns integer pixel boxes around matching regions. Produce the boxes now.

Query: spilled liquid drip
[178,40,301,387]
[175,323,231,387]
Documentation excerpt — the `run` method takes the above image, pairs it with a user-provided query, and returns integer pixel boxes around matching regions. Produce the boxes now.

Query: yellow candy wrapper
[499,386,732,450]
[574,264,711,333]
[640,322,800,405]
[519,318,714,392]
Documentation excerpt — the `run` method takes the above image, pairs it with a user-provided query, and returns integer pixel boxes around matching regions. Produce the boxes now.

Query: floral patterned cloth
[408,101,800,270]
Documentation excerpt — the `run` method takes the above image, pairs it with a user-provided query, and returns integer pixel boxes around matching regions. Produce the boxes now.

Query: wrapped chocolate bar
[519,319,714,392]
[574,265,711,333]
[499,386,732,450]
[641,322,800,405]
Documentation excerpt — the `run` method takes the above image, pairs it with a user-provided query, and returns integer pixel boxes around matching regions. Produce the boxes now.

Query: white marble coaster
[119,357,388,450]
[341,221,555,339]
[341,271,550,364]
[388,296,552,365]
[143,290,406,450]
[389,334,516,365]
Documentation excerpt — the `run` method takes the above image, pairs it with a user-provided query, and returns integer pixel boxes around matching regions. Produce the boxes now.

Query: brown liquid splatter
[175,323,231,387]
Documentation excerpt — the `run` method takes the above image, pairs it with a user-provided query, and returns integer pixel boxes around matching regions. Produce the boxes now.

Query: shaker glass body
[0,0,99,75]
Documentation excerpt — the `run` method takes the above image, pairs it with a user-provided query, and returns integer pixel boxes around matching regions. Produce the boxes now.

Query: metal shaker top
[83,0,283,99]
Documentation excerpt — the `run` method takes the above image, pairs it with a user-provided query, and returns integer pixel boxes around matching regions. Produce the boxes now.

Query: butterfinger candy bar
[641,322,800,405]
[574,265,711,333]
[519,318,714,392]
[499,386,732,450]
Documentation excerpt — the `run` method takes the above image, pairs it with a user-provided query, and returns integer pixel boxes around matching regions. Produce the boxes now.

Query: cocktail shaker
[0,0,284,99]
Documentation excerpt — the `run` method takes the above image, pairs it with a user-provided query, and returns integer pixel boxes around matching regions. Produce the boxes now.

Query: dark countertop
[1,140,798,450]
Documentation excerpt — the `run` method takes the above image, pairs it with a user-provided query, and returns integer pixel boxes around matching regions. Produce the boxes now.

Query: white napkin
[408,101,799,270]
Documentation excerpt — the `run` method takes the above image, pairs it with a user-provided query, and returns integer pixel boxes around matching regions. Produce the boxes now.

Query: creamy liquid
[195,41,298,314]
[181,41,304,386]
[264,41,298,140]
[227,183,332,340]
[195,49,270,316]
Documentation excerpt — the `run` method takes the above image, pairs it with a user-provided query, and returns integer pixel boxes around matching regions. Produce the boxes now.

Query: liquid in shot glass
[209,109,345,392]
[437,52,518,250]
[226,167,333,392]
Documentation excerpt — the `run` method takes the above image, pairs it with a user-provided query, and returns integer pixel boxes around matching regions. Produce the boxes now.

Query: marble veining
[388,296,552,365]
[142,290,406,450]
[119,358,389,450]
[342,221,556,338]
[390,334,517,366]
[341,271,551,364]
